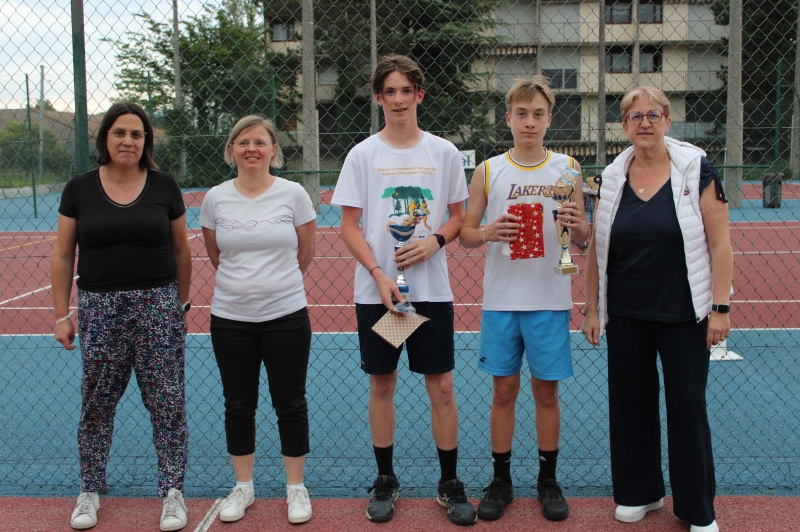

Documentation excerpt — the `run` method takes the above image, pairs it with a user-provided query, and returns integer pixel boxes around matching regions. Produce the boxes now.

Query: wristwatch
[181,302,192,313]
[711,304,730,314]
[433,233,446,248]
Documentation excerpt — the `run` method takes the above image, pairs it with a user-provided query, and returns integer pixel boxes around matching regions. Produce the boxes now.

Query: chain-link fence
[1,0,799,498]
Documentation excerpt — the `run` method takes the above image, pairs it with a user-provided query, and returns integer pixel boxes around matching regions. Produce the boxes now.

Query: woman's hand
[55,319,77,350]
[707,312,731,350]
[483,213,520,243]
[581,309,601,346]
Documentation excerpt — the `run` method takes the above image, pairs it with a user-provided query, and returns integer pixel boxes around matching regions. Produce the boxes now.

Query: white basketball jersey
[482,150,575,311]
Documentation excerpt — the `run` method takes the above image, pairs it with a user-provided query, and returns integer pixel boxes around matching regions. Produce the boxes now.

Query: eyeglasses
[109,128,146,141]
[625,110,665,125]
[233,139,274,149]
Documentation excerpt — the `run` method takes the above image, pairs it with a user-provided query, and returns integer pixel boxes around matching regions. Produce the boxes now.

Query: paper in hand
[371,310,429,348]
[507,203,545,260]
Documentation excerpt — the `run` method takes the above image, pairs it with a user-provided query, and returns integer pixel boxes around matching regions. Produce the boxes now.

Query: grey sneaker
[366,475,400,522]
[70,491,100,530]
[160,488,188,531]
[537,478,569,521]
[437,479,477,526]
[220,485,254,522]
[477,477,513,521]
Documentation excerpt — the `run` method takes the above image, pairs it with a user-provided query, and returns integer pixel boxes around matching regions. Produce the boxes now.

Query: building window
[543,69,578,90]
[272,21,296,42]
[551,97,581,140]
[606,47,632,73]
[640,45,662,73]
[639,0,663,23]
[605,2,632,24]
[685,95,725,123]
[605,95,623,122]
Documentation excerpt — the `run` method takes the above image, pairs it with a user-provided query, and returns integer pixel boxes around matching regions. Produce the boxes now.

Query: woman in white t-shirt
[199,116,316,525]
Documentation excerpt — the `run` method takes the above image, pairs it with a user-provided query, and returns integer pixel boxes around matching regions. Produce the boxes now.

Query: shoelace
[445,482,468,503]
[367,481,395,501]
[287,488,308,508]
[224,487,247,509]
[163,493,181,517]
[76,493,95,515]
[483,480,505,499]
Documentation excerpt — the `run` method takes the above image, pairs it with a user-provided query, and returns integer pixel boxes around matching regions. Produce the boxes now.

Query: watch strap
[711,303,730,314]
[433,233,445,248]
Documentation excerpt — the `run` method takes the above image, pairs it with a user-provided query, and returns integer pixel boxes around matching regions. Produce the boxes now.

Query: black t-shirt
[58,168,187,292]
[605,157,725,322]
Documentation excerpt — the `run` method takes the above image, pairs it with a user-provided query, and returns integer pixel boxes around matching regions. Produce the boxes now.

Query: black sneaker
[366,475,400,523]
[436,479,477,526]
[477,477,514,521]
[537,478,569,521]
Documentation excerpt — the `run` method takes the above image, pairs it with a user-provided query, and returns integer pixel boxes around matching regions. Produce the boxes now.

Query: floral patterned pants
[77,283,187,496]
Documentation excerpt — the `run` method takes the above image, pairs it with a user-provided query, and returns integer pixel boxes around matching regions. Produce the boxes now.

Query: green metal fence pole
[775,58,782,173]
[71,0,89,173]
[26,75,37,218]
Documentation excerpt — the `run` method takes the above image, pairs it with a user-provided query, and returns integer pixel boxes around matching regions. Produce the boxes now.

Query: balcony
[494,23,537,45]
[539,22,581,44]
[579,69,724,93]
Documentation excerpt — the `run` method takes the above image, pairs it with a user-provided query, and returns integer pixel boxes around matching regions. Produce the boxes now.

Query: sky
[1,0,206,114]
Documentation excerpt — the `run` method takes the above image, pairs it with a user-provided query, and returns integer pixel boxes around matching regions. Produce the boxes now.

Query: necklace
[635,173,660,194]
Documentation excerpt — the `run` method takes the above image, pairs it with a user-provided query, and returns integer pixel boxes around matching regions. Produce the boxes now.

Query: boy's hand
[394,235,440,269]
[556,201,583,229]
[372,268,406,314]
[483,213,520,242]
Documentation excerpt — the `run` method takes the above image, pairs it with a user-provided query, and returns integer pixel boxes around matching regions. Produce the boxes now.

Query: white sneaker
[614,498,664,522]
[160,488,188,531]
[287,486,312,524]
[70,491,100,530]
[219,485,255,522]
[691,520,719,532]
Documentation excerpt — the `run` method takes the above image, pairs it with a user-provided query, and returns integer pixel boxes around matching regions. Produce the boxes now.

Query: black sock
[374,444,395,478]
[492,450,512,484]
[538,448,558,481]
[437,447,458,483]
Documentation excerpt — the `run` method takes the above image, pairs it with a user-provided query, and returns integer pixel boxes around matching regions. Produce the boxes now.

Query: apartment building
[488,0,728,158]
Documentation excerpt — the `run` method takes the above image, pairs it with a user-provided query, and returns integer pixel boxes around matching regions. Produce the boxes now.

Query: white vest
[594,136,712,334]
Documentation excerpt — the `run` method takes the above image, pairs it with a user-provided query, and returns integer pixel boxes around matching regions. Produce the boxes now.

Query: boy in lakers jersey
[459,76,590,522]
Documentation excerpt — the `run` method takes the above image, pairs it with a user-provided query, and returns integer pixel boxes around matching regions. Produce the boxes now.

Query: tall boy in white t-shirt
[331,55,475,526]
[459,76,590,522]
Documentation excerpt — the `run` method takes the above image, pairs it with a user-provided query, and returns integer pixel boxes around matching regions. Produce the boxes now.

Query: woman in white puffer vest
[582,86,732,532]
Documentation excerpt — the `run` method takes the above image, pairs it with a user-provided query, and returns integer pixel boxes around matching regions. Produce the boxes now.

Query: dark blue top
[605,156,725,322]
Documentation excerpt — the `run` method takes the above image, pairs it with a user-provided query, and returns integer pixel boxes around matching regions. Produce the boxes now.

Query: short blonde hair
[620,86,671,123]
[224,115,284,168]
[504,75,556,113]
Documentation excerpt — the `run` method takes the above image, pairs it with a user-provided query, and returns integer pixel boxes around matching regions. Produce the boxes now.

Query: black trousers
[606,313,715,527]
[210,309,311,457]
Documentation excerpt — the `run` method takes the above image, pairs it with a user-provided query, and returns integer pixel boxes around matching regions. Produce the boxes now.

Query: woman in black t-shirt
[52,102,192,532]
[582,87,732,532]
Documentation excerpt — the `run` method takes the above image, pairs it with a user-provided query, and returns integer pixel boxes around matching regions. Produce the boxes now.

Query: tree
[108,0,300,186]
[0,122,72,174]
[314,0,504,154]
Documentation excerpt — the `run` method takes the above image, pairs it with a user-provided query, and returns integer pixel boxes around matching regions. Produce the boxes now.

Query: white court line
[193,498,224,532]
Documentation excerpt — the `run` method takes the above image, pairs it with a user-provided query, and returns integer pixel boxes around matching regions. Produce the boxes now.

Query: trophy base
[555,263,579,275]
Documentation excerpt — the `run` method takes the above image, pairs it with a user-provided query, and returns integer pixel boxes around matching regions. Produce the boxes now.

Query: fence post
[301,0,320,210]
[71,0,89,174]
[724,0,743,208]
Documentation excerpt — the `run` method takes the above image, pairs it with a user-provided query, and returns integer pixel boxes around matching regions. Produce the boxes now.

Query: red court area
[0,495,798,532]
[1,184,798,335]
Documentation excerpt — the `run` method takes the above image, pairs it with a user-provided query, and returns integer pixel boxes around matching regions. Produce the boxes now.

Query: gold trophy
[551,168,581,275]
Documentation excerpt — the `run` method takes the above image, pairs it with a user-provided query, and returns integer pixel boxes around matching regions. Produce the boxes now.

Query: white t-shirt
[199,177,316,322]
[483,150,575,311]
[331,132,468,304]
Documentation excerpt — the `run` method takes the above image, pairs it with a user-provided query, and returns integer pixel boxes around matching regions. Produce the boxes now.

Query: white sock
[287,482,305,491]
[236,481,254,490]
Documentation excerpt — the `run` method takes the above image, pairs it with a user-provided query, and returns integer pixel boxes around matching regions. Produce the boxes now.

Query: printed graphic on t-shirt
[382,185,433,235]
[215,214,293,232]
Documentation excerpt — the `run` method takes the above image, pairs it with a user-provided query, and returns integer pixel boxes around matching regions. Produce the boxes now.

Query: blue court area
[1,330,799,499]
[1,189,800,231]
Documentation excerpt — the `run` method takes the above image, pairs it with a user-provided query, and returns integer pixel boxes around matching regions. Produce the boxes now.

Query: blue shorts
[478,310,573,381]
